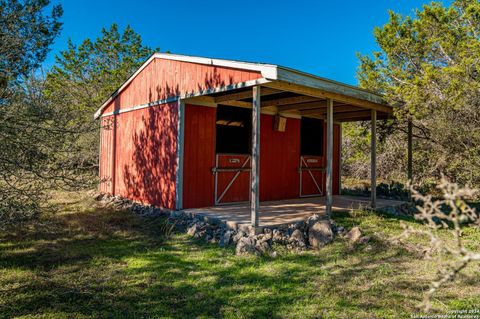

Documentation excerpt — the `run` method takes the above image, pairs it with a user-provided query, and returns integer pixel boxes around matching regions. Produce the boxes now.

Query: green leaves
[47,24,156,114]
[354,1,480,187]
[45,23,157,172]
[0,0,62,96]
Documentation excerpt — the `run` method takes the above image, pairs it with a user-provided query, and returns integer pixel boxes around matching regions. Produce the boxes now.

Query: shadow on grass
[0,200,477,318]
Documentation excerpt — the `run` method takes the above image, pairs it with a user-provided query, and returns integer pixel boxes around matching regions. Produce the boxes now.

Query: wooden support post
[371,109,377,208]
[407,119,413,200]
[326,98,333,217]
[251,86,261,227]
[175,100,185,210]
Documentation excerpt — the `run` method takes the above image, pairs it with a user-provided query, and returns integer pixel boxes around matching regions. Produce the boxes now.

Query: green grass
[0,192,479,318]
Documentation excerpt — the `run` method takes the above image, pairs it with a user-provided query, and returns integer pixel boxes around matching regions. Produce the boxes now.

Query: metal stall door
[213,154,251,205]
[299,155,325,197]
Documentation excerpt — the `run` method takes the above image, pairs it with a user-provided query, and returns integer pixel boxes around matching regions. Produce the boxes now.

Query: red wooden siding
[181,106,341,208]
[98,56,342,209]
[99,116,114,194]
[260,114,300,201]
[110,102,178,209]
[101,59,262,115]
[182,104,216,209]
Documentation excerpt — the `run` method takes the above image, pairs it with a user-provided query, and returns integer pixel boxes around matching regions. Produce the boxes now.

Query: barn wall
[99,115,114,194]
[105,101,178,209]
[101,59,262,114]
[180,106,342,208]
[182,104,216,209]
[260,115,301,201]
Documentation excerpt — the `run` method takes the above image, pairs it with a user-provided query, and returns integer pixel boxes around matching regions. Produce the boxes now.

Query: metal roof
[94,53,388,119]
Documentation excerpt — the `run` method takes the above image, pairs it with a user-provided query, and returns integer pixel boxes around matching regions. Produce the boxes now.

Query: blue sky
[45,0,443,85]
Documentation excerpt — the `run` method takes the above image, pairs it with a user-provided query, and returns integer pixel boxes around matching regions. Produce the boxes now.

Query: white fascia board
[94,53,157,119]
[275,66,385,105]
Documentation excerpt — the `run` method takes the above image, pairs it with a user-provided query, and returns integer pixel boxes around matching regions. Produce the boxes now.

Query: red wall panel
[260,115,301,201]
[112,102,178,210]
[102,59,262,114]
[99,116,114,194]
[181,109,341,208]
[182,104,216,209]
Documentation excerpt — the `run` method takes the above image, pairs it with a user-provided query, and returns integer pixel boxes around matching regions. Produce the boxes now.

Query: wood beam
[221,100,252,108]
[261,95,320,108]
[300,105,361,116]
[326,98,333,217]
[329,110,374,121]
[277,100,327,112]
[371,109,377,208]
[251,86,261,227]
[188,96,253,109]
[263,81,393,114]
[214,87,279,103]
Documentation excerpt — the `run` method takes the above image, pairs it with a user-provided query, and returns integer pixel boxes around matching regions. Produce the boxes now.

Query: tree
[398,178,480,311]
[0,0,63,227]
[45,24,157,173]
[355,0,480,188]
[0,0,62,99]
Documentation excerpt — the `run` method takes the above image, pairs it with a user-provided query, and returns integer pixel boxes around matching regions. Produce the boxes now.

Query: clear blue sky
[45,0,443,85]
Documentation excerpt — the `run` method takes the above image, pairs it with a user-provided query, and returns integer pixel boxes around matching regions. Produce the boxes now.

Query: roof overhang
[94,53,392,120]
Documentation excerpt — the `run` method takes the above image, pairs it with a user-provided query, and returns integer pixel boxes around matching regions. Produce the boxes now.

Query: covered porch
[181,65,412,228]
[184,195,406,230]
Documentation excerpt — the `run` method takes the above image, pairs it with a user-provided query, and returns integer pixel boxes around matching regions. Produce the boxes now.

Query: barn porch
[183,195,406,230]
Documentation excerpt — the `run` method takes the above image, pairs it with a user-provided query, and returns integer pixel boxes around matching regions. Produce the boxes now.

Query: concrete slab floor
[183,195,406,230]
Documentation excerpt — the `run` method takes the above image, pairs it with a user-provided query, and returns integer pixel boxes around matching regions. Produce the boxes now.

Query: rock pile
[95,193,371,256]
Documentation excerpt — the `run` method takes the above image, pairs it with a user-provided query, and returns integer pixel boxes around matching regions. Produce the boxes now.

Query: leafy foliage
[353,0,480,188]
[45,24,157,172]
[0,0,63,228]
[398,178,480,311]
[0,5,156,227]
[0,0,62,98]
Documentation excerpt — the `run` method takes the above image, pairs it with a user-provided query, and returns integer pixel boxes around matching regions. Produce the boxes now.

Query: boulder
[345,227,362,244]
[232,230,246,243]
[290,229,304,241]
[306,214,321,227]
[272,229,286,244]
[187,223,199,237]
[92,192,105,201]
[357,236,371,245]
[335,225,346,235]
[219,230,232,247]
[236,237,257,255]
[308,220,334,248]
[289,229,306,250]
[255,240,271,255]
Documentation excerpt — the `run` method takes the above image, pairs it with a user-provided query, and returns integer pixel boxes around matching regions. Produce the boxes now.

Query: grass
[0,192,479,318]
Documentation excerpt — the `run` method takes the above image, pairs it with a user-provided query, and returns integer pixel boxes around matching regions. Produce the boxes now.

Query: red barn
[95,53,392,227]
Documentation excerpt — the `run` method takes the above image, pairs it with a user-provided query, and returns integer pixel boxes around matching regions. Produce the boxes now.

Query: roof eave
[274,66,387,107]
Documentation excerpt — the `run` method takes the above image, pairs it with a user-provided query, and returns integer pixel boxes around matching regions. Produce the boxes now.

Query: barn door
[213,154,251,205]
[299,155,325,197]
